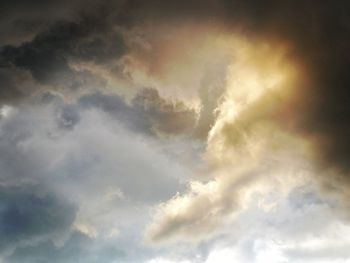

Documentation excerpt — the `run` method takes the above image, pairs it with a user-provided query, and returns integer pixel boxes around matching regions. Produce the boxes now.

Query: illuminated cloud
[0,0,350,262]
[145,38,305,243]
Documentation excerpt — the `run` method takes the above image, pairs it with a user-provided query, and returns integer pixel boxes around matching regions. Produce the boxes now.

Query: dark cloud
[0,186,76,253]
[55,104,81,130]
[0,5,126,99]
[1,18,125,77]
[80,88,196,136]
[0,69,27,103]
[131,88,196,135]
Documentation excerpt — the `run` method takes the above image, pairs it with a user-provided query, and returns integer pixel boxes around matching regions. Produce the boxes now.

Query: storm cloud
[0,0,350,262]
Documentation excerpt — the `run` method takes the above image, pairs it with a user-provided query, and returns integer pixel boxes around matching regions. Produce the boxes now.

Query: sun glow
[207,37,298,161]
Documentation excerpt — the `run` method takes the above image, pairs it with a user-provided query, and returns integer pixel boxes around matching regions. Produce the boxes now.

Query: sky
[0,0,350,262]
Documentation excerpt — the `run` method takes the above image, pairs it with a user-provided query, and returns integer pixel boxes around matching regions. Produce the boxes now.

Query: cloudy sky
[0,1,350,262]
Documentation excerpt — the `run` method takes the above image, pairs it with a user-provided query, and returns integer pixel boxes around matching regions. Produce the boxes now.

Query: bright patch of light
[205,248,241,263]
[147,258,191,263]
[254,243,287,263]
[0,105,12,118]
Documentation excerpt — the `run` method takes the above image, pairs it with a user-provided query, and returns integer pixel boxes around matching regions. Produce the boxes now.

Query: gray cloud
[5,231,125,263]
[0,95,200,260]
[79,88,197,136]
[0,81,204,262]
[0,4,127,100]
[0,185,76,254]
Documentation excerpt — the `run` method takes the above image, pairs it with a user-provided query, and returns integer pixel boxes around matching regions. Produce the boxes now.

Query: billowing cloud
[144,38,302,243]
[131,1,350,246]
[117,0,350,201]
[0,16,126,97]
[0,0,350,262]
[0,95,200,261]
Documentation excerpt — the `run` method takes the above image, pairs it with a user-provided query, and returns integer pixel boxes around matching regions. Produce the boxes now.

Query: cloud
[5,231,126,263]
[108,0,350,207]
[0,94,200,260]
[79,88,197,136]
[131,88,197,135]
[144,39,304,244]
[0,0,350,262]
[119,1,350,245]
[0,185,76,255]
[0,4,127,101]
[146,185,350,263]
[0,95,189,198]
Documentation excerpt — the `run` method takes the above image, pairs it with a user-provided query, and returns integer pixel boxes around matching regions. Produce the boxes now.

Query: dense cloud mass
[0,0,350,262]
[0,186,76,254]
